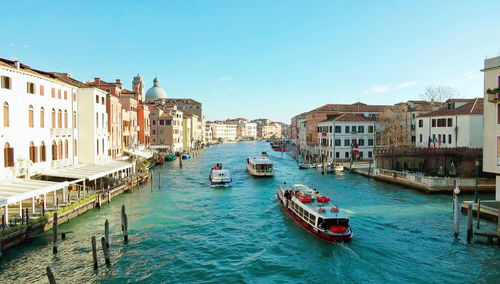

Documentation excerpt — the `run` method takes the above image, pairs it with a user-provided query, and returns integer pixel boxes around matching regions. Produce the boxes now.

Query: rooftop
[320,112,375,123]
[310,102,390,113]
[418,98,483,118]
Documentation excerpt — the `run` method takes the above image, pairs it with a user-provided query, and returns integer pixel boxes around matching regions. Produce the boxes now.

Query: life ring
[330,207,339,212]
[318,208,326,213]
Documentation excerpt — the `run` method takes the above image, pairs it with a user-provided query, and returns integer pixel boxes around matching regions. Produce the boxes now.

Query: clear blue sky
[1,1,499,123]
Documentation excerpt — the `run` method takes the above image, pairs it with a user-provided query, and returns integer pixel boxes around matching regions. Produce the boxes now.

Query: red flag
[438,136,442,147]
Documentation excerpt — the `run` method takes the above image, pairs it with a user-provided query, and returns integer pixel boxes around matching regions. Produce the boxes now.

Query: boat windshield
[255,164,272,172]
[317,217,349,230]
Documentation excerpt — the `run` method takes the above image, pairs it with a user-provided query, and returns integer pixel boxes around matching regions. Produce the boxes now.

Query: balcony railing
[51,159,70,168]
[50,128,72,138]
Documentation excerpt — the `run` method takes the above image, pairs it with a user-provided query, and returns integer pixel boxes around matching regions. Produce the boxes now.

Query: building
[257,122,281,139]
[481,55,500,201]
[119,96,138,149]
[317,113,376,160]
[0,58,79,179]
[148,104,184,152]
[137,104,150,146]
[238,121,257,139]
[209,122,237,141]
[415,98,483,149]
[182,112,193,151]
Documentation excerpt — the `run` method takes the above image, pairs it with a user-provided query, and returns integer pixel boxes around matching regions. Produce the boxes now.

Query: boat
[247,153,274,177]
[298,163,315,169]
[277,184,353,242]
[181,154,190,159]
[274,147,287,152]
[333,162,344,173]
[164,154,177,161]
[209,162,232,186]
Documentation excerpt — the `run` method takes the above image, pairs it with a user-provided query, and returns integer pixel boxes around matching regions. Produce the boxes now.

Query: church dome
[145,77,167,100]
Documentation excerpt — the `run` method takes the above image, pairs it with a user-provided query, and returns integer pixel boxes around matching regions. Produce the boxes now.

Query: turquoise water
[0,141,499,283]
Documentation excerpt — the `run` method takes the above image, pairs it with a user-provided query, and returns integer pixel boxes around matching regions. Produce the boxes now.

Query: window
[431,119,436,127]
[58,110,62,128]
[336,152,340,158]
[448,134,452,144]
[498,104,500,124]
[101,97,105,105]
[64,91,67,100]
[96,95,99,103]
[152,120,156,126]
[73,92,76,101]
[102,113,105,128]
[52,141,57,160]
[29,141,37,162]
[96,113,99,128]
[419,134,422,143]
[447,118,453,127]
[358,139,365,146]
[58,89,61,99]
[335,139,341,146]
[51,109,56,128]
[51,88,55,98]
[39,85,44,96]
[345,126,350,133]
[97,139,99,155]
[40,107,45,128]
[28,105,34,127]
[329,126,332,133]
[368,139,374,146]
[368,151,372,158]
[3,102,9,127]
[58,140,62,160]
[1,76,11,89]
[358,126,364,133]
[368,126,374,133]
[102,139,104,154]
[74,139,77,156]
[437,118,446,127]
[419,120,423,128]
[160,120,165,126]
[351,126,357,133]
[344,139,350,146]
[438,134,441,143]
[73,112,76,128]
[351,139,357,146]
[4,142,14,167]
[152,130,156,135]
[334,126,341,133]
[345,152,349,158]
[27,82,36,94]
[40,141,46,162]
[64,110,68,128]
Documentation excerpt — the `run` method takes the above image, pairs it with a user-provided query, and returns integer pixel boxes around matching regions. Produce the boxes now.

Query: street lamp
[474,160,480,203]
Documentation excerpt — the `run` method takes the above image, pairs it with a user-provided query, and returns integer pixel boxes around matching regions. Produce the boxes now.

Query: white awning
[124,149,154,159]
[0,179,69,207]
[42,161,133,181]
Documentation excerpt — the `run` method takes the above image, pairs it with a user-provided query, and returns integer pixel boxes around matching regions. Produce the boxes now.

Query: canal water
[0,141,499,283]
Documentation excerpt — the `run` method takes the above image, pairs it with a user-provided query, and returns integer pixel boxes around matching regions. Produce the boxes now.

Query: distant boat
[181,154,190,159]
[209,162,232,186]
[274,147,287,152]
[164,154,177,161]
[247,153,274,177]
[298,163,315,169]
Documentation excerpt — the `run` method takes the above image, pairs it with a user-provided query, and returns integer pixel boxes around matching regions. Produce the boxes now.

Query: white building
[482,56,500,201]
[238,121,257,139]
[0,59,79,179]
[210,122,237,141]
[415,98,483,148]
[316,113,376,160]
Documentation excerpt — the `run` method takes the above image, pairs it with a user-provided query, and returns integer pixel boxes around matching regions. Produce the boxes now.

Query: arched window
[4,142,13,167]
[102,113,105,129]
[96,113,99,129]
[58,109,62,128]
[40,141,46,162]
[64,140,68,159]
[97,139,99,155]
[58,140,62,160]
[102,138,104,154]
[3,102,9,127]
[51,109,55,128]
[64,110,68,128]
[73,111,77,128]
[74,139,77,156]
[40,107,44,128]
[28,105,34,128]
[51,141,57,161]
[29,141,37,162]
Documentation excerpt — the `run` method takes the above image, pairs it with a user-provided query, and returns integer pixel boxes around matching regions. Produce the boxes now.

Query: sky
[1,0,499,123]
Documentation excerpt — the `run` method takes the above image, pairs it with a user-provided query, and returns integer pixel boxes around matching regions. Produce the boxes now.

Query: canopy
[0,179,69,206]
[124,149,154,159]
[42,160,133,181]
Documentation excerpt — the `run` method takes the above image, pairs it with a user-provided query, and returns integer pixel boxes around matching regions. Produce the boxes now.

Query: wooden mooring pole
[53,212,58,254]
[46,266,56,284]
[476,200,481,230]
[158,171,161,189]
[121,204,128,242]
[151,170,154,192]
[101,237,110,265]
[179,153,183,168]
[105,219,110,248]
[453,196,459,237]
[497,208,500,246]
[467,202,473,243]
[91,236,98,269]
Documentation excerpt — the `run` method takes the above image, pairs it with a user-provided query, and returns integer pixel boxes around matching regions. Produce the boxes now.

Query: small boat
[164,154,177,161]
[181,154,190,159]
[209,162,232,186]
[298,163,315,169]
[247,153,274,177]
[274,147,287,152]
[333,163,344,173]
[277,184,353,243]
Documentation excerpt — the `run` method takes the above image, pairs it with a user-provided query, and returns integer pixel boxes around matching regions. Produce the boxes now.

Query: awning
[124,149,154,159]
[0,179,69,207]
[42,160,133,181]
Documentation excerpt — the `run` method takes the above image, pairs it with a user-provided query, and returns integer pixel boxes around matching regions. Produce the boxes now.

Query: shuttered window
[28,105,34,127]
[40,107,44,128]
[40,142,46,162]
[1,76,11,89]
[4,143,14,167]
[27,82,36,94]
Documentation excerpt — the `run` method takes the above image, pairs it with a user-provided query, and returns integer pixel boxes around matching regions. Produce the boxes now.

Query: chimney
[116,79,121,84]
[65,73,72,78]
[94,77,101,85]
[14,61,20,69]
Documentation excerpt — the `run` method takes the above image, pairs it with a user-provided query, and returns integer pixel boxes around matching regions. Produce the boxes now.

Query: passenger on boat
[214,166,219,170]
[313,188,319,195]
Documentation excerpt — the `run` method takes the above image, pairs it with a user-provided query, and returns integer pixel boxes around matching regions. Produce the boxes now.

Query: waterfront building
[148,104,184,152]
[137,104,150,146]
[209,122,237,141]
[182,112,192,151]
[257,122,282,139]
[415,98,483,149]
[119,96,138,148]
[238,121,257,139]
[205,124,214,144]
[482,55,500,201]
[0,59,79,179]
[317,113,376,160]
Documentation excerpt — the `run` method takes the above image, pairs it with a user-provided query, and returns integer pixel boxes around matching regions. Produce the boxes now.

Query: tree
[376,104,410,148]
[420,85,460,106]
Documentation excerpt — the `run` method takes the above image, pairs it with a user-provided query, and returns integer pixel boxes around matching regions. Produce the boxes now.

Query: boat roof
[284,184,348,219]
[248,156,273,164]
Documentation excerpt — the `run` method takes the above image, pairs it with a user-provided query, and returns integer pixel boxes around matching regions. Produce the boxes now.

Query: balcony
[50,128,72,138]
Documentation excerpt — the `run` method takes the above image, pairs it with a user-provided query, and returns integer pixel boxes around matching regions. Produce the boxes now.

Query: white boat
[333,162,344,173]
[247,152,274,177]
[209,162,232,186]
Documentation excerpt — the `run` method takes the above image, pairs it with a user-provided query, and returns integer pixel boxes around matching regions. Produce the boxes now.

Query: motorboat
[247,153,274,177]
[181,154,191,159]
[298,163,315,169]
[209,162,232,186]
[277,184,353,242]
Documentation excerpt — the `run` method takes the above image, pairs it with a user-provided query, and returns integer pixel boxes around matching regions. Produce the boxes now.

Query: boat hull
[247,164,274,177]
[277,193,353,243]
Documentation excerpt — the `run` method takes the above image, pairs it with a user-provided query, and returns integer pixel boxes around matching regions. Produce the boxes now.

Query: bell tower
[132,73,145,103]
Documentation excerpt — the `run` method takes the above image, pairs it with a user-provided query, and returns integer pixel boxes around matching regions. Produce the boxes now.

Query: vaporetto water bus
[247,152,274,177]
[277,184,353,242]
[209,162,232,186]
